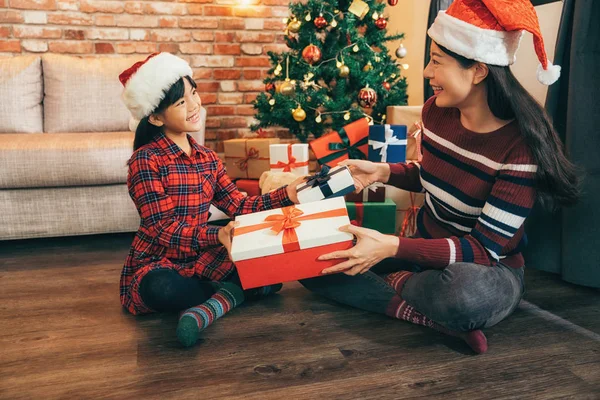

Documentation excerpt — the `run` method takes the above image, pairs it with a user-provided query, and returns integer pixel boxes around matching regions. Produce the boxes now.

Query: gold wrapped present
[224,138,280,179]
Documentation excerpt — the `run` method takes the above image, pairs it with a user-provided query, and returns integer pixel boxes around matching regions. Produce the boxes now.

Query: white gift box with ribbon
[269,143,310,176]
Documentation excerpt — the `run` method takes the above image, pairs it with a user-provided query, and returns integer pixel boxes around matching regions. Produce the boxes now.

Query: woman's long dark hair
[133,75,197,151]
[436,44,581,210]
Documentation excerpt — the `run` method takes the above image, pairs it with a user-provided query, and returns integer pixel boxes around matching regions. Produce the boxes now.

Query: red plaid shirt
[120,132,292,314]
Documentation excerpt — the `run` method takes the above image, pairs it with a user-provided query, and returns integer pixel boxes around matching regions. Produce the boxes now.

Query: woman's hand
[285,175,309,204]
[338,159,391,192]
[319,224,399,276]
[218,221,239,256]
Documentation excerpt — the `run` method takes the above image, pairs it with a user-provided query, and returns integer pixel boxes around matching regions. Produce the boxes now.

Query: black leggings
[139,269,219,313]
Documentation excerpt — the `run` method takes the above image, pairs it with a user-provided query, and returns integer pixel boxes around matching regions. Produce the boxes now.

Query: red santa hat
[427,0,561,85]
[119,52,193,129]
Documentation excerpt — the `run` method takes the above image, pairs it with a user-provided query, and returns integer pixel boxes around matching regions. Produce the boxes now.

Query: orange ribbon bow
[234,205,348,253]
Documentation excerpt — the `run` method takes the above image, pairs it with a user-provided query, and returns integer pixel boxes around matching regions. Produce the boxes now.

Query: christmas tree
[252,0,408,143]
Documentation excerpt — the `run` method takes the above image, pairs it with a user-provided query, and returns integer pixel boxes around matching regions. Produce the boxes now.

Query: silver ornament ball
[395,46,407,59]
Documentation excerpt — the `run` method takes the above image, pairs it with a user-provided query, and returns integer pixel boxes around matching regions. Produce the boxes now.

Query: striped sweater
[391,96,537,269]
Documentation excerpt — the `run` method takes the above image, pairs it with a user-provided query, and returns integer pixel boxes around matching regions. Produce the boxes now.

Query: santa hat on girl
[119,52,193,131]
[428,0,561,85]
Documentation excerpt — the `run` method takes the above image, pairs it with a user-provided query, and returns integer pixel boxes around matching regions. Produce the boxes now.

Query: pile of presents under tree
[208,106,425,289]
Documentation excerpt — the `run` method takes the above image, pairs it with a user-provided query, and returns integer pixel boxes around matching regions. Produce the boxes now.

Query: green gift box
[346,198,397,234]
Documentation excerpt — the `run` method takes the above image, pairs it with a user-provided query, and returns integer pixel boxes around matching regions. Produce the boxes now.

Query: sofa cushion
[42,54,144,133]
[0,132,134,189]
[0,55,43,133]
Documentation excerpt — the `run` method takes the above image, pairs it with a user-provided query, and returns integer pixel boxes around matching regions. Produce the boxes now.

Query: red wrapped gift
[309,118,369,167]
[235,179,261,197]
[230,197,354,289]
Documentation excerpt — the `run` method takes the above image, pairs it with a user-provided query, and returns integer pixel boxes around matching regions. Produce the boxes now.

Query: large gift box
[344,183,386,203]
[269,143,310,176]
[309,118,369,167]
[346,198,397,234]
[224,138,280,179]
[368,124,407,163]
[230,197,354,289]
[386,105,423,162]
[296,165,355,204]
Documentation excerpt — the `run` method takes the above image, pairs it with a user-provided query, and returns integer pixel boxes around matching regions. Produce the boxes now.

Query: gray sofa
[0,54,206,240]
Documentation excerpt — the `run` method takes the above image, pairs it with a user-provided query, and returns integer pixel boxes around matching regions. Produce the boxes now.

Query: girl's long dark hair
[436,44,580,210]
[133,75,197,151]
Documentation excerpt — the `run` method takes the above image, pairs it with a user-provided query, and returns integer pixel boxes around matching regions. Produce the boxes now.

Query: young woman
[302,0,580,354]
[118,53,304,347]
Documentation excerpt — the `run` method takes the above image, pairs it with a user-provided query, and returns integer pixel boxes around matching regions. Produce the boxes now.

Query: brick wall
[0,0,293,151]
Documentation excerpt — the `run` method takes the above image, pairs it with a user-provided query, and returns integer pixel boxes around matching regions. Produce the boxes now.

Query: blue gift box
[368,124,407,163]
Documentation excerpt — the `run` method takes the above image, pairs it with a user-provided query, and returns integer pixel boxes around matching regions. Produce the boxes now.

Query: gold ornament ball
[363,62,373,72]
[279,81,295,97]
[292,107,306,122]
[288,20,301,33]
[339,64,350,78]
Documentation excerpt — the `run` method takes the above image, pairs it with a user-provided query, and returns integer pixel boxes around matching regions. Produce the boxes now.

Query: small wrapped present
[386,105,424,162]
[224,138,280,179]
[269,143,310,176]
[345,183,386,203]
[385,186,425,237]
[368,124,407,163]
[230,197,354,289]
[346,198,397,234]
[235,179,261,197]
[296,165,355,204]
[309,118,369,167]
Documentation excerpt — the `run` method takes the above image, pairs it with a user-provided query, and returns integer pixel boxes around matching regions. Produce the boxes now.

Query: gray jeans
[300,260,525,332]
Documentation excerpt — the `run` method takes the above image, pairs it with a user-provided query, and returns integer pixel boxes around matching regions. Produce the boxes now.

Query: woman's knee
[403,263,520,330]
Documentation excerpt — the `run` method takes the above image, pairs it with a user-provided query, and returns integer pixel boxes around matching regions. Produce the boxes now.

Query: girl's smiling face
[150,77,202,135]
[423,42,484,108]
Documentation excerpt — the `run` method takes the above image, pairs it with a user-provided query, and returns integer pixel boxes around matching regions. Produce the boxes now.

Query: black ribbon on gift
[305,165,333,197]
[318,126,368,165]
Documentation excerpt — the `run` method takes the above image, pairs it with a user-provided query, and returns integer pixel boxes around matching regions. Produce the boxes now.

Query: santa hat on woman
[427,0,561,85]
[119,52,193,131]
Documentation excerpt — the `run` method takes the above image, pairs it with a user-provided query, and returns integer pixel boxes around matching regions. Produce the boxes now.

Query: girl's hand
[285,175,309,204]
[218,221,239,256]
[319,224,399,276]
[338,159,391,192]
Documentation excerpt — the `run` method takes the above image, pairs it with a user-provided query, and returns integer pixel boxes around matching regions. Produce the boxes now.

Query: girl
[302,0,580,354]
[118,53,304,347]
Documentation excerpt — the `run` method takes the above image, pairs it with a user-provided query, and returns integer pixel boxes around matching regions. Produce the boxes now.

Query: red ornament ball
[383,81,391,91]
[375,17,388,30]
[302,44,322,65]
[358,86,378,108]
[265,82,275,92]
[388,0,398,5]
[314,16,328,29]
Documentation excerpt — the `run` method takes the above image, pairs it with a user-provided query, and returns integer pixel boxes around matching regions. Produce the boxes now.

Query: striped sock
[176,282,245,347]
[244,283,283,301]
[384,271,488,354]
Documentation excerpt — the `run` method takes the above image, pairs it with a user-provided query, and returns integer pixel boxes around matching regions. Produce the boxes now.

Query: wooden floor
[0,234,599,400]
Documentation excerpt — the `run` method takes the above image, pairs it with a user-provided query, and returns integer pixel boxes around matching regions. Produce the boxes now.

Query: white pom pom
[537,61,561,85]
[129,117,140,132]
